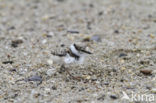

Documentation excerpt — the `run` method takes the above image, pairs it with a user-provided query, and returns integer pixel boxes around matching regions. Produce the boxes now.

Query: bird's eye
[73,44,76,47]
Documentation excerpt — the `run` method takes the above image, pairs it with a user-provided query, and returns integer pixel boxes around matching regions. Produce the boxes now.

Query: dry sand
[0,0,156,103]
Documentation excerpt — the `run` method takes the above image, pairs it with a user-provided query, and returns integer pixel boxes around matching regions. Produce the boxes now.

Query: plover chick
[64,43,92,64]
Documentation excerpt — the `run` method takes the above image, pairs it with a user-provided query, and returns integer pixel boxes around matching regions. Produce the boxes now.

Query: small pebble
[51,86,57,90]
[98,11,103,16]
[110,94,118,99]
[146,85,152,90]
[140,60,150,65]
[19,68,28,75]
[67,30,79,34]
[82,75,91,80]
[119,53,127,57]
[60,44,65,47]
[42,15,50,21]
[42,39,47,44]
[97,94,105,101]
[120,59,125,64]
[121,67,126,71]
[10,68,16,72]
[91,35,101,42]
[140,69,152,75]
[8,26,15,30]
[71,86,75,89]
[149,34,155,39]
[89,3,94,8]
[2,61,14,64]
[46,68,56,76]
[47,59,53,65]
[11,39,23,48]
[79,87,85,92]
[45,88,51,93]
[47,32,54,37]
[26,75,42,82]
[104,82,109,85]
[114,30,119,34]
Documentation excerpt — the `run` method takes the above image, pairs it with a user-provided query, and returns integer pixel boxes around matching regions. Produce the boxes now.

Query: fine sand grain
[0,0,156,103]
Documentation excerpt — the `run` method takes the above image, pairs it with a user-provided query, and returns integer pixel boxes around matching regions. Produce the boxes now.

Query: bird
[51,43,92,64]
[64,43,92,64]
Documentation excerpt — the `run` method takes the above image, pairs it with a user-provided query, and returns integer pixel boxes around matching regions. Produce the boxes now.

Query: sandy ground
[0,0,156,103]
